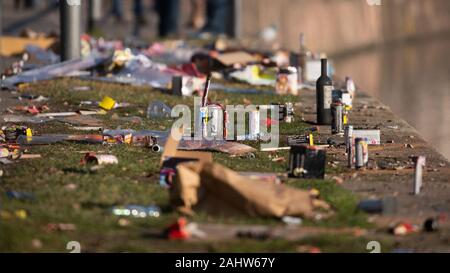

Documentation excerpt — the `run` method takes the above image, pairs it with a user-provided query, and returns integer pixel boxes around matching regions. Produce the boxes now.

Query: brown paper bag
[171,161,330,218]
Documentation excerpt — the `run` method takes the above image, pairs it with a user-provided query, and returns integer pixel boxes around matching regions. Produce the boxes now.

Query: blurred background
[1,0,449,159]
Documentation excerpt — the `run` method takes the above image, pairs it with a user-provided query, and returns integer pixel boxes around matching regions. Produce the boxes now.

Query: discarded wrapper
[165,217,190,240]
[171,161,330,218]
[112,205,161,218]
[391,222,418,236]
[82,153,118,165]
[99,96,117,110]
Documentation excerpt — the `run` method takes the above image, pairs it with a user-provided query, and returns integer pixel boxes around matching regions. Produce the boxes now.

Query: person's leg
[133,0,147,25]
[156,0,180,37]
[14,0,21,10]
[111,0,123,21]
[24,0,35,9]
[203,0,230,35]
[133,0,143,17]
[190,0,206,30]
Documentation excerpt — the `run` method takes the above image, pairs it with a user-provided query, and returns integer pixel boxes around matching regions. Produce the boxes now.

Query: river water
[334,36,450,160]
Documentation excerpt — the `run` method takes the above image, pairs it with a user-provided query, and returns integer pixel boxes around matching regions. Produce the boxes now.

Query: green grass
[0,78,375,252]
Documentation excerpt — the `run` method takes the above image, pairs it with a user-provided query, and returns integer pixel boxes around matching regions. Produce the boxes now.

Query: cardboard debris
[160,129,213,165]
[352,129,381,145]
[179,140,256,156]
[215,51,258,67]
[17,134,103,145]
[171,161,330,218]
[0,36,56,57]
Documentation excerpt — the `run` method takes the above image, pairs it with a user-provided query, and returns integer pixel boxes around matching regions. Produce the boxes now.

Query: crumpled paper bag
[170,161,330,218]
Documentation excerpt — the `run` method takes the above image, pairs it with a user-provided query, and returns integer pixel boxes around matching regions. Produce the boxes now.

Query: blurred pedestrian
[190,0,206,30]
[111,0,124,22]
[202,0,231,35]
[14,0,37,10]
[155,0,180,37]
[111,0,147,25]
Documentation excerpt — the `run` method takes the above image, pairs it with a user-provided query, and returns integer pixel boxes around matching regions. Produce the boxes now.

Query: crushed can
[345,125,354,168]
[331,100,344,135]
[284,102,295,123]
[355,137,368,169]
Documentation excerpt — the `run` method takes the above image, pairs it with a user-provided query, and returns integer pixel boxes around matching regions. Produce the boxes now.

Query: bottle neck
[321,59,328,77]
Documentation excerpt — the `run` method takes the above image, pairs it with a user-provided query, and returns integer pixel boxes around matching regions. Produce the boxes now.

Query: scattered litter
[71,126,102,131]
[18,94,49,102]
[118,218,130,227]
[3,53,109,88]
[112,205,161,218]
[1,125,31,141]
[185,222,207,239]
[82,153,118,165]
[0,35,56,57]
[37,112,78,118]
[260,147,290,152]
[215,51,258,67]
[20,154,42,159]
[147,100,172,119]
[31,239,43,249]
[412,156,426,195]
[332,176,344,184]
[99,96,117,110]
[272,156,286,163]
[6,191,35,201]
[65,183,78,191]
[71,86,91,92]
[165,217,190,240]
[391,222,418,236]
[423,218,439,232]
[179,140,256,156]
[2,115,49,124]
[171,161,330,218]
[296,245,322,253]
[237,230,271,240]
[288,145,326,179]
[287,134,314,146]
[46,223,77,232]
[282,216,303,226]
[357,197,397,215]
[160,130,213,187]
[355,137,369,170]
[18,134,103,145]
[0,209,28,220]
[351,129,381,145]
[239,172,283,184]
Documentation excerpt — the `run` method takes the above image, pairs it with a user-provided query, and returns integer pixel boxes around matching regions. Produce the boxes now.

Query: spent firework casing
[331,101,344,135]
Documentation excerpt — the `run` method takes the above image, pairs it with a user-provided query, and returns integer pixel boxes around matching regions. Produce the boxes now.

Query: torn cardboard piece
[179,140,256,156]
[0,36,56,57]
[171,161,330,218]
[215,51,258,67]
[160,129,212,166]
[160,128,213,187]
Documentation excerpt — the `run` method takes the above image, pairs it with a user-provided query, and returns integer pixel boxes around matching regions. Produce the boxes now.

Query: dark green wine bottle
[316,58,333,125]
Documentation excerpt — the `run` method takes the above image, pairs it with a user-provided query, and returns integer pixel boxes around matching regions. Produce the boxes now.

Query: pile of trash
[1,30,440,245]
